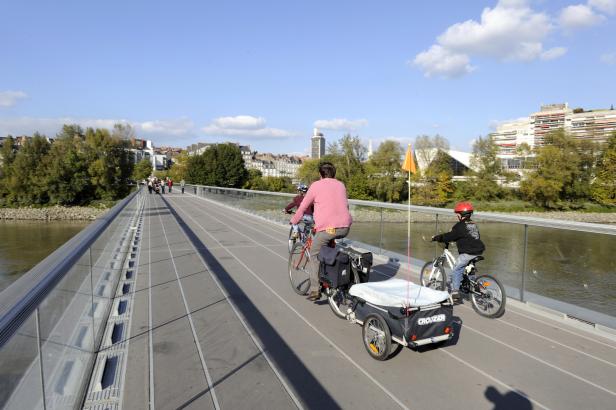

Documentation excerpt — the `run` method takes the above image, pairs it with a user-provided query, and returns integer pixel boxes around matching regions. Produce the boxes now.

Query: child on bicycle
[284,184,314,238]
[432,201,485,297]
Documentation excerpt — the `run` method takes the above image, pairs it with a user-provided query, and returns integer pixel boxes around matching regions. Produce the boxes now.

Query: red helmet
[454,201,474,217]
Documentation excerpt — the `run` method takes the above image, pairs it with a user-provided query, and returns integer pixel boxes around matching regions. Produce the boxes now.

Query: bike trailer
[348,278,454,354]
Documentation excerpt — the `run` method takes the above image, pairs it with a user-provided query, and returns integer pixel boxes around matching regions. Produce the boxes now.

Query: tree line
[181,131,615,210]
[0,124,134,207]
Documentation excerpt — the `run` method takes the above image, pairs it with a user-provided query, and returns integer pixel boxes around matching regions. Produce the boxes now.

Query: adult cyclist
[284,184,314,239]
[290,162,352,301]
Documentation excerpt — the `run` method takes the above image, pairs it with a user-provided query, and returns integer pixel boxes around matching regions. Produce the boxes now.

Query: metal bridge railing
[186,184,616,330]
[0,189,142,410]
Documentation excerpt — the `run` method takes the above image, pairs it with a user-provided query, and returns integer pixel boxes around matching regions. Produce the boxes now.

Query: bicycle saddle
[469,256,484,264]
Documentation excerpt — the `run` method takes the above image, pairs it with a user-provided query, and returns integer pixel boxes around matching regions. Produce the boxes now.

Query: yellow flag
[401,144,416,173]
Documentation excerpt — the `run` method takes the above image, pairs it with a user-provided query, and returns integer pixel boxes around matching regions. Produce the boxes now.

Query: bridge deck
[118,191,616,409]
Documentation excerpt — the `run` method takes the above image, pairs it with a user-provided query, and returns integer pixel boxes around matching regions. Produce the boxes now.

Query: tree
[591,133,616,206]
[133,158,153,181]
[168,151,189,182]
[0,136,16,203]
[368,140,403,202]
[466,136,506,201]
[296,158,321,184]
[415,134,449,170]
[111,123,136,141]
[243,169,266,190]
[7,134,51,205]
[186,143,247,188]
[84,127,133,200]
[326,134,367,184]
[520,130,583,208]
[45,134,90,205]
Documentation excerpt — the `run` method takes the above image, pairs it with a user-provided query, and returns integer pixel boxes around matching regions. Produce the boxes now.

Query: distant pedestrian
[180,179,185,194]
[161,180,166,194]
[147,179,153,194]
[168,178,173,193]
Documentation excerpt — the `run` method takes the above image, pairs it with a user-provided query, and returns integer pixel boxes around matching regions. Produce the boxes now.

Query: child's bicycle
[285,212,314,253]
[419,242,506,318]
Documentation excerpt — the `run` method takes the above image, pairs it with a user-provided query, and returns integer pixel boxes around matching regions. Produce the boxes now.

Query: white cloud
[412,45,475,78]
[559,4,605,29]
[0,91,28,108]
[589,0,616,14]
[541,46,568,60]
[600,52,616,64]
[313,118,369,131]
[412,0,569,78]
[202,115,297,139]
[437,0,552,61]
[211,115,266,130]
[0,116,196,138]
[139,118,194,136]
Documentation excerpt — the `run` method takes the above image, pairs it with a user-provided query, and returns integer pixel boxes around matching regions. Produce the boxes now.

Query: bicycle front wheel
[419,261,446,291]
[289,243,311,295]
[288,227,297,253]
[470,274,506,318]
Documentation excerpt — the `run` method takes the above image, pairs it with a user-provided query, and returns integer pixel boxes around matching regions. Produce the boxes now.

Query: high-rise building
[311,128,325,159]
[491,103,616,171]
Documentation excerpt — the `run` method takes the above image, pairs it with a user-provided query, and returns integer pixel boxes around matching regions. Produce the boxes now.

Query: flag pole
[401,143,416,310]
[406,144,412,308]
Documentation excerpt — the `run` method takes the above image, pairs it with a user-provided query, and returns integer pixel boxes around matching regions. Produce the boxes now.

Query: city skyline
[1,0,615,154]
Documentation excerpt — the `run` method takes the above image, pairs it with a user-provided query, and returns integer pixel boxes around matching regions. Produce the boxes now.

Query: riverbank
[0,206,109,221]
[508,211,616,224]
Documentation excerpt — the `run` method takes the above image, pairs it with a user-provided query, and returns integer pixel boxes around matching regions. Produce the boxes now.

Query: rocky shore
[0,206,109,221]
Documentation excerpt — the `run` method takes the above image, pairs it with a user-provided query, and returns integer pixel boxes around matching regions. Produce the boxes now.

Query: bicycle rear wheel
[470,274,506,318]
[328,271,360,319]
[419,261,446,291]
[289,243,311,295]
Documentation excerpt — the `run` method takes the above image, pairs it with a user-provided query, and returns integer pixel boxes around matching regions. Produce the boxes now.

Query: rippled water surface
[0,221,89,292]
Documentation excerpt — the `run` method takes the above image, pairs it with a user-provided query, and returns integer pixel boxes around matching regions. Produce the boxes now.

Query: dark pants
[181,187,185,194]
[309,227,350,292]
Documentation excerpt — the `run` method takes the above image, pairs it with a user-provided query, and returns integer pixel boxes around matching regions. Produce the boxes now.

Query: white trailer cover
[349,278,449,308]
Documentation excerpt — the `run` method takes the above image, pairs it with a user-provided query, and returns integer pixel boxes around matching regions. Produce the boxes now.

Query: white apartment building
[491,103,616,171]
[245,152,303,179]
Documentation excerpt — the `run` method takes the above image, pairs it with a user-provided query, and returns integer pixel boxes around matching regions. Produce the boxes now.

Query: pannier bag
[344,248,373,283]
[318,247,351,288]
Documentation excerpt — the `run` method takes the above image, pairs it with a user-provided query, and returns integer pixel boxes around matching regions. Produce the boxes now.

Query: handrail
[186,184,616,236]
[0,188,141,347]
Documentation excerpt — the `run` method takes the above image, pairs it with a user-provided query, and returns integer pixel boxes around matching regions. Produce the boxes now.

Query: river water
[0,221,89,292]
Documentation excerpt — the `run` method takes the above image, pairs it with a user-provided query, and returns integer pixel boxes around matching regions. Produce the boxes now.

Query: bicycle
[419,242,506,318]
[288,230,363,318]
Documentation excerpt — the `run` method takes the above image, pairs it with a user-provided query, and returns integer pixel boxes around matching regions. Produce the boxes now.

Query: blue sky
[1,0,615,154]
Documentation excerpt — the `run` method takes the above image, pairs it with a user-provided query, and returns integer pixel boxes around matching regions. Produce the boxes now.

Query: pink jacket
[290,178,352,232]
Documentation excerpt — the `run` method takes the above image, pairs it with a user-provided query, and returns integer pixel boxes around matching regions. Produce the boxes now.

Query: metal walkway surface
[115,191,616,410]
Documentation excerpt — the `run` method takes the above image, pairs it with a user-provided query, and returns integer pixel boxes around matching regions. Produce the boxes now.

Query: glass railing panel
[0,311,44,410]
[523,226,615,319]
[89,208,131,345]
[38,250,94,409]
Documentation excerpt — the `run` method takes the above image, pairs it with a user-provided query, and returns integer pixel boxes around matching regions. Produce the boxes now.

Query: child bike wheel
[288,243,311,295]
[362,314,392,361]
[419,261,447,291]
[470,274,506,318]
